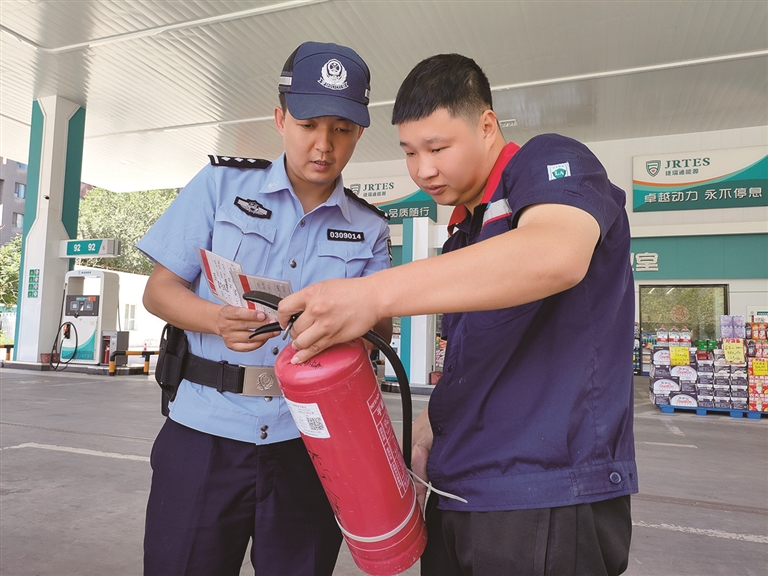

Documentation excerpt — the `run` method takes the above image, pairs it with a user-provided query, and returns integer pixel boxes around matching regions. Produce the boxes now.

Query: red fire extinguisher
[245,292,427,576]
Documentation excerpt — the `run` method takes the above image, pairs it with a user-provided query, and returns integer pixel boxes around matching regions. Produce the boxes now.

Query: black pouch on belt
[156,324,188,412]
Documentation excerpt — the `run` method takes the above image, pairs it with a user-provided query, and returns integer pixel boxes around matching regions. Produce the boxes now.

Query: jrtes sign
[632,146,767,212]
[347,176,436,224]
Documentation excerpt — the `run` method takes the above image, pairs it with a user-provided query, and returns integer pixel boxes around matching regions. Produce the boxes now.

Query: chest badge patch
[235,197,271,219]
[547,162,571,180]
[327,229,365,242]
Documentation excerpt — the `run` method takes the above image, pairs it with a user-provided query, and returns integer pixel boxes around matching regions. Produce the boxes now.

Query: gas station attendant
[278,53,638,576]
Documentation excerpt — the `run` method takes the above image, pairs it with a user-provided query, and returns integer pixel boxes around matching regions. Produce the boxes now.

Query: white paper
[197,248,292,317]
[232,272,293,317]
[198,248,243,307]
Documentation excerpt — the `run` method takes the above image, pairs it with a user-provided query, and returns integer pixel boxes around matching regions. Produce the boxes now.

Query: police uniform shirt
[431,134,638,511]
[137,154,391,443]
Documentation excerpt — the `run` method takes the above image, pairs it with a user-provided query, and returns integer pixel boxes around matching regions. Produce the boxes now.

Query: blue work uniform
[137,154,391,443]
[431,134,638,512]
[137,154,390,576]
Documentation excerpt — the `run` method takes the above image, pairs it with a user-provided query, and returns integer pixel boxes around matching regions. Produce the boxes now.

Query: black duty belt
[182,352,282,397]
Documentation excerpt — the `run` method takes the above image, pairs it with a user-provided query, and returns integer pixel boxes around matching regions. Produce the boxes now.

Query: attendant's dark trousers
[421,495,632,576]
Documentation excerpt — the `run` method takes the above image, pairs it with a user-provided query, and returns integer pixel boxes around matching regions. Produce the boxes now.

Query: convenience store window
[639,284,729,343]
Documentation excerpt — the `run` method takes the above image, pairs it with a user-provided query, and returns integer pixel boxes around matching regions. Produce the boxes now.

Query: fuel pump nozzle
[73,300,85,319]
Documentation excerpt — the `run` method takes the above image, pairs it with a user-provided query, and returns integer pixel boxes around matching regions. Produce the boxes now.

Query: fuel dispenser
[60,269,125,365]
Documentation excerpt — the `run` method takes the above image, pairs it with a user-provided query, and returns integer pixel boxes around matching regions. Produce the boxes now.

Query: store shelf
[658,404,767,419]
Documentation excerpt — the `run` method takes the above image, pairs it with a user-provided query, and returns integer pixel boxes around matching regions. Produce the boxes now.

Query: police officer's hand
[216,305,280,352]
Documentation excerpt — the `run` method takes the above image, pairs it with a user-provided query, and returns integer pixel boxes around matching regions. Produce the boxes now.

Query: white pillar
[15,96,85,362]
[406,217,435,386]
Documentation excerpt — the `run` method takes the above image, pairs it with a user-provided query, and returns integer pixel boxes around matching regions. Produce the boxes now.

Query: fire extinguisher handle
[243,291,296,340]
[248,322,283,338]
[363,330,413,470]
[242,290,282,310]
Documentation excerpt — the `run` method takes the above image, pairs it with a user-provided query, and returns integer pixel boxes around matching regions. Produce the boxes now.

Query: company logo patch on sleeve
[327,229,365,242]
[547,162,571,180]
[235,197,272,219]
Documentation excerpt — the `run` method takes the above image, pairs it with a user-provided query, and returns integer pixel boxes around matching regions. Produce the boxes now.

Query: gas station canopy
[1,0,767,193]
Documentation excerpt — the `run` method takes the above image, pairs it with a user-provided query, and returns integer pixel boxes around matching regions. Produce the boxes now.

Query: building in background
[0,156,93,247]
[0,157,28,246]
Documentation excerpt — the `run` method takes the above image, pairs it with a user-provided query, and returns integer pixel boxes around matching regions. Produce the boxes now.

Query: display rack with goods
[633,323,641,375]
[747,317,768,412]
[650,314,767,418]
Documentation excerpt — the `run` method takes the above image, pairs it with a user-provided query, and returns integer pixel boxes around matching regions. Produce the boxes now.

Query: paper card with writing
[197,248,292,316]
[231,272,293,318]
[197,248,243,307]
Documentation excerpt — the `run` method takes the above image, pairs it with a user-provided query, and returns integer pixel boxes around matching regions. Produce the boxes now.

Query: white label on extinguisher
[367,390,410,498]
[284,399,331,439]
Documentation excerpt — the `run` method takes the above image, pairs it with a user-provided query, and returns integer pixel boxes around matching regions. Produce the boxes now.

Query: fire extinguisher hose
[359,328,413,469]
[245,291,413,468]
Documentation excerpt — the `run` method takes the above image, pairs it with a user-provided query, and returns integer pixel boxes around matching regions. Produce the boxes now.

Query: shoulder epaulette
[208,155,271,169]
[344,187,390,220]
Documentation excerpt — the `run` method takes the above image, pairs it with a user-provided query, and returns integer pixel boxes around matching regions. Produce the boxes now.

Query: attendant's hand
[277,277,380,363]
[411,409,434,513]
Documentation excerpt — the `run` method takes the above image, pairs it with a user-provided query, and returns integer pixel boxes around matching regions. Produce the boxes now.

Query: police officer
[137,41,391,576]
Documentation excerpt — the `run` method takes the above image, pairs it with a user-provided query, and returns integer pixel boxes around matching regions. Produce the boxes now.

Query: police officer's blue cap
[279,41,371,127]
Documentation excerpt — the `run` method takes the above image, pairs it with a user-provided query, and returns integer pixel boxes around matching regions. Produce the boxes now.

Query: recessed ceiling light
[499,119,517,128]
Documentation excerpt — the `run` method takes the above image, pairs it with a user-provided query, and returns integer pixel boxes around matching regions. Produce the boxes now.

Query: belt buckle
[241,366,282,397]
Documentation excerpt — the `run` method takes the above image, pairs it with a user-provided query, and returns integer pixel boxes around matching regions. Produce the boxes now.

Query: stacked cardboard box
[649,345,699,406]
[649,346,675,405]
[696,354,714,408]
[716,351,748,410]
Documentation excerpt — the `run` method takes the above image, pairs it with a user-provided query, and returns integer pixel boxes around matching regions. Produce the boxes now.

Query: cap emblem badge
[319,59,348,91]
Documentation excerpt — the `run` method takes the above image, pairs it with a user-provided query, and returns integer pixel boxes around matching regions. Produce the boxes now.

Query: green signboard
[378,190,437,224]
[59,238,121,258]
[630,234,768,280]
[66,239,103,256]
[632,147,768,213]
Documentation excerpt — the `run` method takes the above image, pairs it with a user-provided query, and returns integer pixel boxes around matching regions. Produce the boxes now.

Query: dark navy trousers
[144,418,342,576]
[421,495,632,576]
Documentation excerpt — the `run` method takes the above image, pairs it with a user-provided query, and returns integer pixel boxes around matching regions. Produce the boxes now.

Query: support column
[14,96,85,362]
[399,217,435,386]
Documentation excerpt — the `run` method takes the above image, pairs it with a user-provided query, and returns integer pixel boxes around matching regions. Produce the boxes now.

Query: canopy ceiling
[1,0,766,192]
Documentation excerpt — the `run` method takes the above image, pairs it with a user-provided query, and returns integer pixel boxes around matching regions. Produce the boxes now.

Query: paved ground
[1,367,766,576]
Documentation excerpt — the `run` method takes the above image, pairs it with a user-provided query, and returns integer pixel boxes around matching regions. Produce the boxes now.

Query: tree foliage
[76,187,177,274]
[0,233,22,307]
